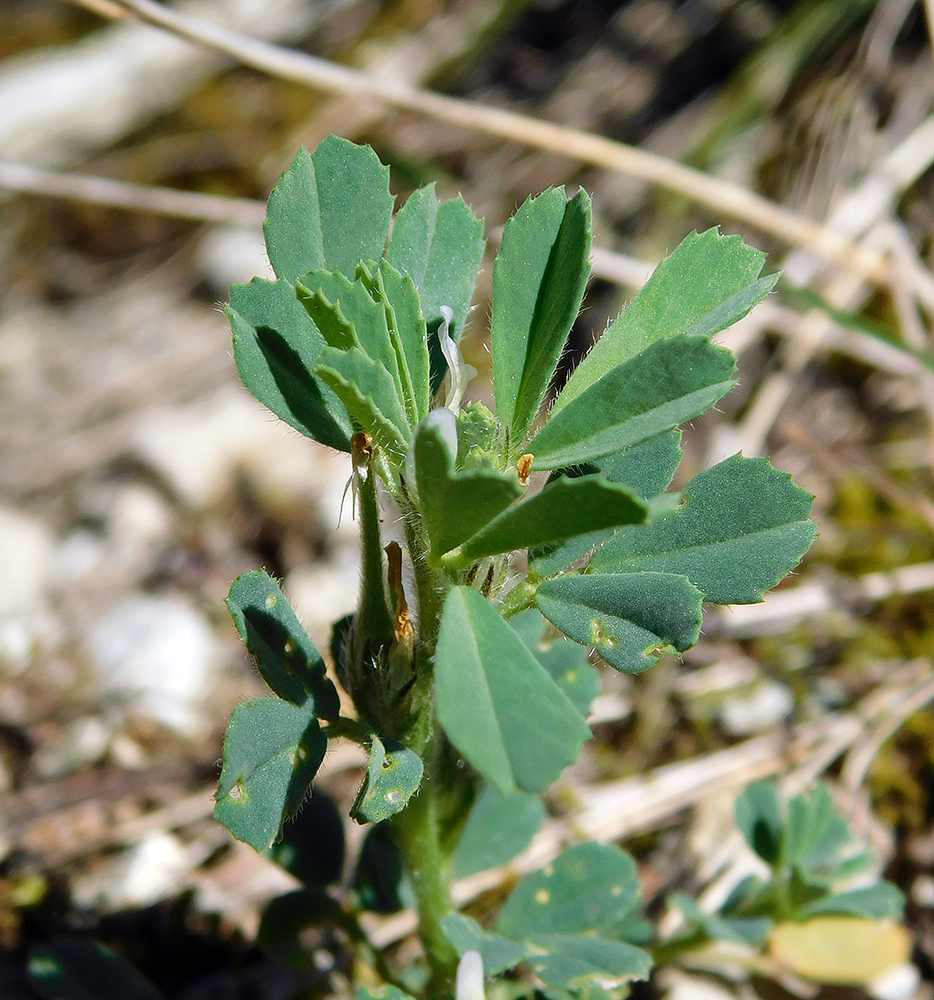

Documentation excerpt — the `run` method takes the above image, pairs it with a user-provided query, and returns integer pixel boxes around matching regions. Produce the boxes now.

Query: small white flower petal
[456,950,485,1000]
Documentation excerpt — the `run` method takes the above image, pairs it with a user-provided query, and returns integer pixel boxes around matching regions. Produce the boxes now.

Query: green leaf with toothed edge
[590,454,817,604]
[226,570,340,720]
[296,268,407,411]
[215,698,326,853]
[386,184,484,392]
[492,188,592,443]
[554,227,771,412]
[375,260,431,422]
[454,473,647,565]
[529,430,684,577]
[228,278,352,453]
[498,842,643,938]
[435,587,591,796]
[264,138,393,283]
[536,572,703,674]
[529,335,735,471]
[315,346,410,457]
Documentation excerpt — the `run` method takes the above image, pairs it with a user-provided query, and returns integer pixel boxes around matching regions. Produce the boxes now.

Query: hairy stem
[392,729,458,995]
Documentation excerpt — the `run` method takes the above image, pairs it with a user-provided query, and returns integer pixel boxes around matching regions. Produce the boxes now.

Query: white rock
[55,527,107,581]
[134,385,354,546]
[197,223,271,290]
[86,594,219,736]
[870,963,921,1000]
[0,507,54,615]
[659,969,737,1000]
[718,678,794,736]
[284,555,360,641]
[33,715,112,779]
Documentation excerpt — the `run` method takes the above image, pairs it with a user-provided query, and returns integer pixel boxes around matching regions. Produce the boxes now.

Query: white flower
[456,950,485,1000]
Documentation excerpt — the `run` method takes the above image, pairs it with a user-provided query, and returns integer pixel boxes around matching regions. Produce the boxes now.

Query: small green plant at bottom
[203,135,901,999]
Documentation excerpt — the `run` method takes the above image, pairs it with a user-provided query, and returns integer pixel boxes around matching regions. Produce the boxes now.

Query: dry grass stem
[77,0,888,280]
[0,160,266,224]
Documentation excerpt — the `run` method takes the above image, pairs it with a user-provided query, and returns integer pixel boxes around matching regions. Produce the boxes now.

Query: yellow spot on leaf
[535,888,550,904]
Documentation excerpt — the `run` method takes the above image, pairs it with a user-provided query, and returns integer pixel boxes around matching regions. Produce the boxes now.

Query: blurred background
[2,0,934,997]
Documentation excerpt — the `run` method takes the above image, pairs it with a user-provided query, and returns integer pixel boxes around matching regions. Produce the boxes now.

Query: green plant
[208,135,897,999]
[661,782,905,959]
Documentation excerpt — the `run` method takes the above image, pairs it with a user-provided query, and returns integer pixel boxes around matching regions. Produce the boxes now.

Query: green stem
[400,492,446,661]
[392,495,459,995]
[392,729,458,995]
[348,461,395,722]
[356,467,394,643]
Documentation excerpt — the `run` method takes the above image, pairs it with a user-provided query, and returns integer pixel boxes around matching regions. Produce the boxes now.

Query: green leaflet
[597,429,684,497]
[296,268,406,410]
[411,410,522,560]
[376,261,430,422]
[386,184,485,392]
[28,939,161,1000]
[492,188,592,442]
[498,842,643,937]
[554,227,772,412]
[669,893,772,947]
[214,698,327,852]
[226,570,340,720]
[528,431,684,577]
[444,843,651,992]
[386,183,484,341]
[451,783,546,879]
[799,885,906,920]
[590,454,818,603]
[529,336,736,470]
[442,913,533,977]
[735,780,784,866]
[264,137,393,282]
[316,345,411,457]
[435,587,591,795]
[454,473,648,565]
[536,572,704,674]
[782,784,850,872]
[523,934,651,994]
[727,782,905,928]
[350,734,424,824]
[510,608,600,715]
[228,278,352,452]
